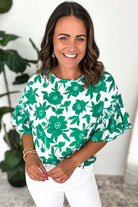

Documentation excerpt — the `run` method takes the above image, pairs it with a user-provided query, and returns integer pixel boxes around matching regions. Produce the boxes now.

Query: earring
[52,51,55,58]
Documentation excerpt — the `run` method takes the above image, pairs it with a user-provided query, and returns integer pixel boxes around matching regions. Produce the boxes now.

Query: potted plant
[0,0,39,187]
[0,31,39,186]
[0,129,26,187]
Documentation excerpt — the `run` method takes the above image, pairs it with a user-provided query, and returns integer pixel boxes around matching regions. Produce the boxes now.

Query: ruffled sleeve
[12,81,32,134]
[89,73,131,142]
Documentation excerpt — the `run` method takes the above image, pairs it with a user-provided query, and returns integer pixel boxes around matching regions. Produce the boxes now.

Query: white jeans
[26,164,102,207]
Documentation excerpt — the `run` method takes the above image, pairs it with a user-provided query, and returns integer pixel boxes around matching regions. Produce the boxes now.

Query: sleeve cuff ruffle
[12,104,32,134]
[89,93,131,142]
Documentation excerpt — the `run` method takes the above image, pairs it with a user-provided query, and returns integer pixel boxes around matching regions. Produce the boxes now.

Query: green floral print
[47,116,68,141]
[12,71,131,167]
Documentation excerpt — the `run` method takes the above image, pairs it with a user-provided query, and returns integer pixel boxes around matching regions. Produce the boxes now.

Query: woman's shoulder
[96,71,116,93]
[102,71,115,82]
[101,71,116,86]
[26,73,44,86]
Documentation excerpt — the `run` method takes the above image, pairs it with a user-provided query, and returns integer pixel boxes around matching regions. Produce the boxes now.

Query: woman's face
[53,16,87,71]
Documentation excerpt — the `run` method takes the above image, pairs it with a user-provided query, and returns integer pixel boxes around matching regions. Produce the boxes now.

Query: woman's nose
[68,41,76,51]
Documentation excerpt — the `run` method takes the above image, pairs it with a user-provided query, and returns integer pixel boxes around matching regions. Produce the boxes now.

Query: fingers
[48,167,69,183]
[27,165,48,181]
[25,154,49,182]
[48,165,64,177]
[53,175,68,183]
[39,164,48,174]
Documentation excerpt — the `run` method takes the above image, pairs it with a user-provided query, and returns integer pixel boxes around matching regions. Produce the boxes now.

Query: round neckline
[50,72,84,82]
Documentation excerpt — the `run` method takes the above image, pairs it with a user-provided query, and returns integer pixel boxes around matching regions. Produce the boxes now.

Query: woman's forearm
[23,134,35,149]
[69,140,107,167]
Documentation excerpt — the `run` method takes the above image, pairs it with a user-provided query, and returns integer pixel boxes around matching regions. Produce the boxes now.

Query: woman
[12,1,131,207]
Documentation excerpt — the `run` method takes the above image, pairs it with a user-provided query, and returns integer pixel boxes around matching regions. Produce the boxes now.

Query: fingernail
[42,180,45,182]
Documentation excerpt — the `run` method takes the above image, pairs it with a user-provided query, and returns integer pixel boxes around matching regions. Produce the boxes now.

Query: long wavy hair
[38,1,104,88]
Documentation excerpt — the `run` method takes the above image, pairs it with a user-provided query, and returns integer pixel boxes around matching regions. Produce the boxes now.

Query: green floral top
[12,71,131,167]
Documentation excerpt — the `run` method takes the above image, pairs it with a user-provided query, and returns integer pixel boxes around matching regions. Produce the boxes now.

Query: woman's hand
[25,153,48,181]
[47,158,77,183]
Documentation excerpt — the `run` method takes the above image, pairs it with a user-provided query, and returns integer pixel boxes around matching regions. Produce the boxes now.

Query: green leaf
[109,81,115,92]
[0,33,19,46]
[106,76,113,82]
[0,49,4,73]
[50,74,55,84]
[0,0,13,14]
[46,139,50,149]
[56,108,64,114]
[40,156,46,164]
[34,139,39,148]
[51,107,56,113]
[58,142,65,147]
[69,141,76,147]
[96,93,101,102]
[0,31,5,37]
[13,73,30,84]
[82,114,90,124]
[63,133,70,141]
[25,59,38,64]
[55,81,58,90]
[5,150,21,168]
[4,130,22,150]
[69,116,80,125]
[64,101,71,107]
[4,50,30,73]
[64,100,71,111]
[0,160,10,171]
[0,60,4,73]
[0,106,14,121]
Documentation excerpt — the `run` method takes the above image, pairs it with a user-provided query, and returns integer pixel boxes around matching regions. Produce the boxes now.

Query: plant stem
[3,122,11,148]
[3,68,12,108]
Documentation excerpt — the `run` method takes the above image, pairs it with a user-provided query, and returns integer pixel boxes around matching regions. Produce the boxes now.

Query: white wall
[0,0,138,175]
[128,106,138,165]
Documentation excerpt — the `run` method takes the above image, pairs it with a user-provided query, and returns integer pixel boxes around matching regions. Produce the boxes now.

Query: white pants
[26,164,102,207]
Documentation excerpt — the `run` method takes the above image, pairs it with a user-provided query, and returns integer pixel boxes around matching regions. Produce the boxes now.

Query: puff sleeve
[12,81,32,134]
[89,73,131,142]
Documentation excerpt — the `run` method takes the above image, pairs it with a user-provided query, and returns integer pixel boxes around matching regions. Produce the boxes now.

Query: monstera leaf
[0,106,14,130]
[0,31,19,46]
[0,0,12,13]
[13,73,30,84]
[4,50,30,73]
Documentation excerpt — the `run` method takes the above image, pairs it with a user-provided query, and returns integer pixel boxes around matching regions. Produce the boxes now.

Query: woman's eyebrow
[58,33,86,38]
[76,34,86,38]
[58,33,70,37]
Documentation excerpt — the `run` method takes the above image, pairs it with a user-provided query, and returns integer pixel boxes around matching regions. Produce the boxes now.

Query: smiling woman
[39,1,104,88]
[52,16,87,76]
[12,1,131,207]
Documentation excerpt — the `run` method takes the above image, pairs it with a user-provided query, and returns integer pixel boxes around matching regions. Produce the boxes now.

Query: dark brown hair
[38,1,104,88]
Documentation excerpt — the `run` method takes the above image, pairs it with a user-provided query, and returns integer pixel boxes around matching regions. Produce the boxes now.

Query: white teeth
[64,54,77,58]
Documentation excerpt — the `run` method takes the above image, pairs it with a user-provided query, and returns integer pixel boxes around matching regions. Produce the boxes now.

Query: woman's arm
[23,134,48,181]
[48,140,107,183]
[23,134,35,149]
[70,140,107,167]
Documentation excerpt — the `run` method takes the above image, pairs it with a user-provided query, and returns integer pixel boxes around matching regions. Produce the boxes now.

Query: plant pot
[7,162,26,187]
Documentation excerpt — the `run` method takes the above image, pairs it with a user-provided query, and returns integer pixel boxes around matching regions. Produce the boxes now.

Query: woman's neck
[52,66,82,80]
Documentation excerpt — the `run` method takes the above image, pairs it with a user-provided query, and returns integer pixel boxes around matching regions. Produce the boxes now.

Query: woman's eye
[77,38,85,41]
[60,37,67,40]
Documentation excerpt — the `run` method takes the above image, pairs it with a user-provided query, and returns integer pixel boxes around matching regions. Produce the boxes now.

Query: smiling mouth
[63,53,78,58]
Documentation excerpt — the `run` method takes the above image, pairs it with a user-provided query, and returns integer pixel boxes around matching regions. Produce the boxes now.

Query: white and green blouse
[12,71,131,167]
